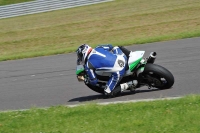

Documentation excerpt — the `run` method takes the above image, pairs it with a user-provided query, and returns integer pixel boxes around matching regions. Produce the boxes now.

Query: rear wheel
[143,64,174,89]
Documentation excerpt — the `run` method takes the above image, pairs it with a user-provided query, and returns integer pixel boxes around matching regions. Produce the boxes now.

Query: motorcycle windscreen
[128,51,145,71]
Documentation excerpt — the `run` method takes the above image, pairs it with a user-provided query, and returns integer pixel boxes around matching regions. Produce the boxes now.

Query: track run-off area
[0,37,200,111]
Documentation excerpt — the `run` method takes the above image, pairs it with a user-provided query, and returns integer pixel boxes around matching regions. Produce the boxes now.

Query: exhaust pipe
[147,52,156,63]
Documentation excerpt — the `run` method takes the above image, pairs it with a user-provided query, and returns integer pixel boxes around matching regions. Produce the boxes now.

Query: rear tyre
[143,64,174,89]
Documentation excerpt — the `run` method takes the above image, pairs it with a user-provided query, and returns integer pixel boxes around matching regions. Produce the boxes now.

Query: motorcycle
[76,46,174,94]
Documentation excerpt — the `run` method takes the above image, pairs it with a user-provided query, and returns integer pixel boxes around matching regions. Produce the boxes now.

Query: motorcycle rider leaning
[76,44,137,97]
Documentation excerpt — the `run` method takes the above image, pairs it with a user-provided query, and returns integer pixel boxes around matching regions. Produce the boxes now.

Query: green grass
[0,95,200,133]
[0,0,200,61]
[0,0,34,6]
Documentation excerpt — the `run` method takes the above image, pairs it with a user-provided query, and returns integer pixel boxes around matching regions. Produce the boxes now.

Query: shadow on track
[68,88,161,103]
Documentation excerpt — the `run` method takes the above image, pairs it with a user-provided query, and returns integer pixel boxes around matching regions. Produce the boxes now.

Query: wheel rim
[147,72,168,88]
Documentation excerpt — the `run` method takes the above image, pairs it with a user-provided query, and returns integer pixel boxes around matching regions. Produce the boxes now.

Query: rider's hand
[84,77,89,84]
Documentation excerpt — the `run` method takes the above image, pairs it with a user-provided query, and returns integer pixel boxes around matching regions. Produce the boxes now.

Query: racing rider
[76,44,136,97]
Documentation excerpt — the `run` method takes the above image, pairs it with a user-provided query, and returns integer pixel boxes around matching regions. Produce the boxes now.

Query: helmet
[76,44,92,63]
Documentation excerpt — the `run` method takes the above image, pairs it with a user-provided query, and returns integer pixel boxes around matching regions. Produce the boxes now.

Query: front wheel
[142,64,174,89]
[86,84,104,94]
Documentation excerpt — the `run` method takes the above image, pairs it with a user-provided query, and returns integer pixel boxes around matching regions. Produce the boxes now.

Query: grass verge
[0,0,200,61]
[0,0,34,6]
[0,95,200,133]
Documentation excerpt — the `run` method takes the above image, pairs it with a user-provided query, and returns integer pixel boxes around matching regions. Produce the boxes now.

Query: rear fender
[128,51,145,71]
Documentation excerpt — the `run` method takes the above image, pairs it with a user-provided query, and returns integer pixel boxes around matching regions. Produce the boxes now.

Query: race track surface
[0,37,200,111]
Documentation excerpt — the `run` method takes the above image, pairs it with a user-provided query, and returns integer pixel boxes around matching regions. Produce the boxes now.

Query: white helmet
[76,44,92,64]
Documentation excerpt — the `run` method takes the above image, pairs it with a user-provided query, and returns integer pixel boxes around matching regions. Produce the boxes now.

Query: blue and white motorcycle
[76,46,174,94]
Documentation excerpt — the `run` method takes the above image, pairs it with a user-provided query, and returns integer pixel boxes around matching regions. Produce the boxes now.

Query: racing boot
[120,80,138,92]
[104,86,121,98]
[104,80,138,98]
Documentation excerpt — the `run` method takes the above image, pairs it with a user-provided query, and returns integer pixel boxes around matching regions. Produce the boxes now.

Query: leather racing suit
[84,44,127,95]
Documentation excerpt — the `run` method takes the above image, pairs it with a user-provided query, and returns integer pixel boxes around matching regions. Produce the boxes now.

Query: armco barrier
[0,0,113,19]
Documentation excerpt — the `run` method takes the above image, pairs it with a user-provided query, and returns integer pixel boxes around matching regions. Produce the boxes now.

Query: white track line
[67,96,182,107]
[0,96,182,112]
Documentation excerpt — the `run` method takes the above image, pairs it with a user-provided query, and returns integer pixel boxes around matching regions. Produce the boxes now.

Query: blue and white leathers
[84,45,127,93]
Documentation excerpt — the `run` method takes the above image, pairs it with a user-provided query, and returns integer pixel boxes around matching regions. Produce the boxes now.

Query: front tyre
[143,64,174,89]
[86,84,104,94]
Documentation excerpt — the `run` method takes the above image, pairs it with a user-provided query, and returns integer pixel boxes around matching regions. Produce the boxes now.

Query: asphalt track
[0,37,200,111]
